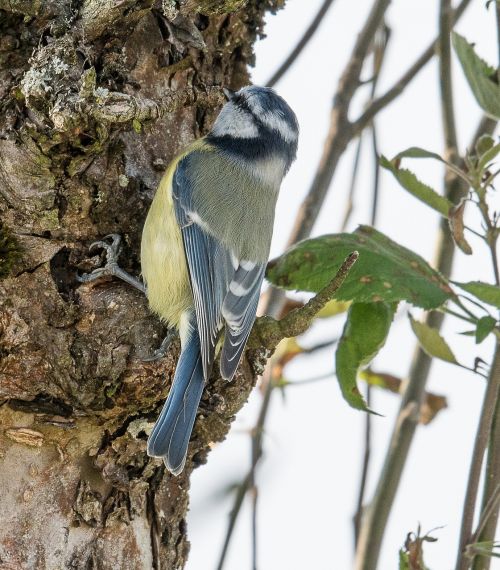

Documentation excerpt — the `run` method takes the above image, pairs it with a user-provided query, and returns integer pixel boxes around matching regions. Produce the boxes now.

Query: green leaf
[459,330,476,337]
[399,549,410,570]
[452,32,500,120]
[267,226,453,309]
[380,155,453,216]
[457,281,500,308]
[475,134,495,157]
[467,541,500,558]
[476,316,497,344]
[477,141,500,174]
[394,146,445,162]
[409,315,458,363]
[335,302,395,411]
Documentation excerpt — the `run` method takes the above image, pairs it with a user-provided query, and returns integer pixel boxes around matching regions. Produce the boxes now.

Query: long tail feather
[147,324,204,475]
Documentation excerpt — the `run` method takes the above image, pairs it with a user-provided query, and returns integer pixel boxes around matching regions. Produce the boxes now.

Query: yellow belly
[140,167,191,329]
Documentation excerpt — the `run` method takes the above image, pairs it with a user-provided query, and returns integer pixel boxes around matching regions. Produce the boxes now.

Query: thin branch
[286,0,391,247]
[354,1,482,566]
[266,0,338,88]
[341,134,363,231]
[252,252,359,350]
[217,367,274,570]
[471,484,500,546]
[354,25,389,545]
[457,344,500,570]
[352,0,473,137]
[472,362,500,570]
[251,480,258,570]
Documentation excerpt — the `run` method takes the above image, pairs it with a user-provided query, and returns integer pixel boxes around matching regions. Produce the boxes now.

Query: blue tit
[141,85,299,475]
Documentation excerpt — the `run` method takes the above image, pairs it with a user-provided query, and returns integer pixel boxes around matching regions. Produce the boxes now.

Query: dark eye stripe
[232,96,266,131]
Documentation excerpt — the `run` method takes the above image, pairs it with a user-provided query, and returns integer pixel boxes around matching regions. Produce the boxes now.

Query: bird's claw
[142,330,176,362]
[77,233,123,283]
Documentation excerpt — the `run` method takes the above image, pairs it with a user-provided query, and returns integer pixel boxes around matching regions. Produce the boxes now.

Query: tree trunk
[0,2,280,567]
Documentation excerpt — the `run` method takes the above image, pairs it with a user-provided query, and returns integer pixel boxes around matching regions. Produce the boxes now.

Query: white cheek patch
[211,103,259,139]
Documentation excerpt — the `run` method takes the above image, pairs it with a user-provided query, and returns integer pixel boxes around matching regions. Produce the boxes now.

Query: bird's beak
[223,87,235,101]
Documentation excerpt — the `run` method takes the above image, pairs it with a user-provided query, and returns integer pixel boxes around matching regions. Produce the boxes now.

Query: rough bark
[0,1,282,567]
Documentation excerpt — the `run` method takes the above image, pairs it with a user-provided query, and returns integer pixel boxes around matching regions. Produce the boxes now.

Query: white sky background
[187,1,500,569]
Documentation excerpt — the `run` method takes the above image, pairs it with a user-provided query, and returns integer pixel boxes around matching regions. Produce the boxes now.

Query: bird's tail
[147,319,205,476]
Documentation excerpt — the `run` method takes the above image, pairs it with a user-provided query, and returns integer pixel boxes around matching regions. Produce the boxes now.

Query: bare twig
[251,484,258,570]
[286,0,391,246]
[266,0,338,88]
[217,366,274,570]
[341,134,363,231]
[352,0,472,137]
[252,252,359,350]
[288,0,474,247]
[353,24,389,546]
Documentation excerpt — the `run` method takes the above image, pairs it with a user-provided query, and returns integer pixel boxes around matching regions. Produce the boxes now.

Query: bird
[140,85,299,475]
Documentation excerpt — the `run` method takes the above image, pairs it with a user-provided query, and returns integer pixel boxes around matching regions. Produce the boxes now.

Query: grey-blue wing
[220,263,265,380]
[173,155,267,381]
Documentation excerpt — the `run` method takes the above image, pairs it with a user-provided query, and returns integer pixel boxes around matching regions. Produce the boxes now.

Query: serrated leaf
[409,315,458,363]
[448,199,473,255]
[394,146,445,162]
[457,281,500,308]
[380,155,453,216]
[476,316,497,343]
[452,32,500,120]
[335,302,394,411]
[267,226,453,309]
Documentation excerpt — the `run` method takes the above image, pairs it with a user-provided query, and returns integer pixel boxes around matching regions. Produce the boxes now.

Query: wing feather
[172,149,273,381]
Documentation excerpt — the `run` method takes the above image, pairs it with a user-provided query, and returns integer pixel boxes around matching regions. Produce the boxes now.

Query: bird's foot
[143,329,177,362]
[78,234,146,293]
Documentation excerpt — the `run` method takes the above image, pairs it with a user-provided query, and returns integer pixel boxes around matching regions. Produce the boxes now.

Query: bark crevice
[0,1,283,567]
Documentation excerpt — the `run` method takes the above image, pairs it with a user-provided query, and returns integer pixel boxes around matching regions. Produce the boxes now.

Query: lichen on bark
[0,1,283,567]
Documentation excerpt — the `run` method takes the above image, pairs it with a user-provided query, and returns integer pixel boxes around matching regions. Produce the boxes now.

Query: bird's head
[209,85,299,168]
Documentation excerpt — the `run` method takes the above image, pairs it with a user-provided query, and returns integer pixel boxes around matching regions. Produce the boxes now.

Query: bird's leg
[77,234,146,294]
[142,329,177,362]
